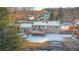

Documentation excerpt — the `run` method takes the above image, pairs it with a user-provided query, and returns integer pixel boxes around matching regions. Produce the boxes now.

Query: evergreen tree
[0,7,23,51]
[49,9,55,21]
[56,7,64,20]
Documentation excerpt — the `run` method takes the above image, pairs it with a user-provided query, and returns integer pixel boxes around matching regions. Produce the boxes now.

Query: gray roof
[20,23,32,28]
[33,21,48,26]
[47,21,60,26]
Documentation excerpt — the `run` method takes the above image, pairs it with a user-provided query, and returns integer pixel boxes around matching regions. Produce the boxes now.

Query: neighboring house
[46,21,60,34]
[32,21,48,30]
[19,20,77,34]
[32,21,48,35]
[19,23,32,34]
[32,21,60,34]
[73,21,79,36]
[40,13,50,21]
[28,15,35,20]
[60,22,75,31]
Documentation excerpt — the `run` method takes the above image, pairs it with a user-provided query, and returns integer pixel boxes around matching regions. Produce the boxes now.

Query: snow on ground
[24,34,74,42]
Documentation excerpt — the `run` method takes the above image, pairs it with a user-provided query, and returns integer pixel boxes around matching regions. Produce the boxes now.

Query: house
[32,21,48,30]
[40,12,50,21]
[28,15,35,20]
[32,21,61,34]
[73,21,79,36]
[19,23,32,34]
[19,20,77,35]
[46,21,60,34]
[30,21,48,35]
[60,22,75,31]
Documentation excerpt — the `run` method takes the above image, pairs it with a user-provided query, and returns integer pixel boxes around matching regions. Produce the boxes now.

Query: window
[61,26,69,30]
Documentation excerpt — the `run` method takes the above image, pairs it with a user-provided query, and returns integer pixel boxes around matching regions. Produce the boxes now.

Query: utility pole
[72,16,76,50]
[72,16,76,36]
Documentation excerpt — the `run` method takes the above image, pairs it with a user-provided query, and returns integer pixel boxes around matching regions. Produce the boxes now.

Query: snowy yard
[23,34,77,42]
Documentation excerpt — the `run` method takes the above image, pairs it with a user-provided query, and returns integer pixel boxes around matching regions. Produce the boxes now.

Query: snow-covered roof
[47,21,60,26]
[19,21,77,27]
[20,23,32,28]
[33,21,48,26]
[33,21,61,26]
[61,22,73,26]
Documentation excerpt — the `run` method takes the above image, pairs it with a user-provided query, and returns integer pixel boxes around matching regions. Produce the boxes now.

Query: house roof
[33,21,48,26]
[41,14,50,19]
[20,23,32,28]
[47,21,60,26]
[19,21,77,27]
[33,21,60,26]
[61,22,73,26]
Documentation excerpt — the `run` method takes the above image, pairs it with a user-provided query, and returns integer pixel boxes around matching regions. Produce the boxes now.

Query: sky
[34,7,45,10]
[33,0,79,10]
[0,0,79,7]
